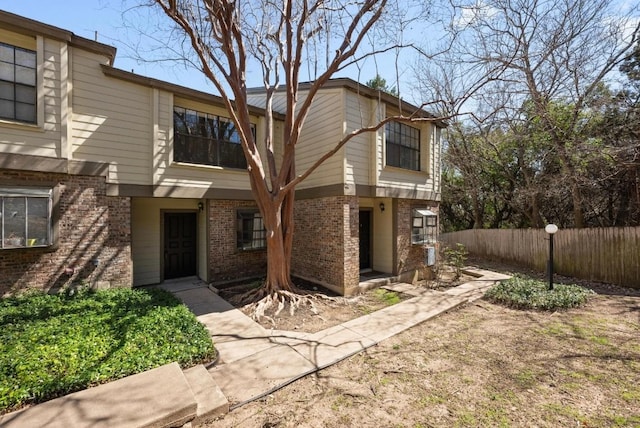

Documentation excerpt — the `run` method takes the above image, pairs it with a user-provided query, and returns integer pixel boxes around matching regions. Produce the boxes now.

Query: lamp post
[545,224,558,290]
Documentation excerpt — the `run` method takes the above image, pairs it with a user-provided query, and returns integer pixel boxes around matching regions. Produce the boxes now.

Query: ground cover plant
[0,287,216,414]
[485,274,594,310]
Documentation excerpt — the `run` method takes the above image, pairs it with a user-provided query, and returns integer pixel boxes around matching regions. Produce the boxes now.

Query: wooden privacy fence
[440,227,640,289]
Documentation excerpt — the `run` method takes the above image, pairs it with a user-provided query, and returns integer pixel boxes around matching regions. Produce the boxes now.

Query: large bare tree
[140,0,439,309]
[417,0,640,228]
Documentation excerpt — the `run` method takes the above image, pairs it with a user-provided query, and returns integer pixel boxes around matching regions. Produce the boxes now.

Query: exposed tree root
[229,285,343,327]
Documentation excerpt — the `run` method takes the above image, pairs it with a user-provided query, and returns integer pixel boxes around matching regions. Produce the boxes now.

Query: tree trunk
[246,165,296,295]
[571,181,585,228]
[471,188,483,228]
[262,201,295,294]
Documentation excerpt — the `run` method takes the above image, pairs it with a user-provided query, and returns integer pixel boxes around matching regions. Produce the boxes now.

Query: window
[385,121,420,171]
[0,43,37,123]
[411,208,437,245]
[1,187,52,249]
[173,106,254,169]
[237,209,266,250]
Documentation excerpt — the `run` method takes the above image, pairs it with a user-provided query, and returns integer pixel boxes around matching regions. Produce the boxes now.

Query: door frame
[359,208,373,272]
[160,209,199,282]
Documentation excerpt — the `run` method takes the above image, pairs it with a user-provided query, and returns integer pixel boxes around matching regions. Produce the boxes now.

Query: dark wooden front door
[359,210,372,270]
[164,213,197,279]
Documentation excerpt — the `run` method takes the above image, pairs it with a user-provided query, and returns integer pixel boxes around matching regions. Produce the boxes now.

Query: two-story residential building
[0,10,444,297]
[246,82,444,295]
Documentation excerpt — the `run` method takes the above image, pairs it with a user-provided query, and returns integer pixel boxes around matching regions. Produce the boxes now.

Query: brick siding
[0,171,131,296]
[208,200,267,282]
[292,196,360,295]
[395,199,440,280]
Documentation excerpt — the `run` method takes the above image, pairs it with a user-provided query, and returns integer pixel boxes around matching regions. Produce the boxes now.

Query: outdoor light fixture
[545,224,558,290]
[198,202,204,212]
[379,202,385,212]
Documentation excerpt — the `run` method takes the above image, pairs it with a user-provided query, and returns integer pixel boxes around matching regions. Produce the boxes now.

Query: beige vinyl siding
[154,90,172,184]
[344,91,379,186]
[131,197,201,286]
[246,93,287,115]
[373,196,393,273]
[154,96,254,190]
[294,89,344,189]
[0,33,61,158]
[71,48,152,185]
[248,89,346,189]
[432,126,442,194]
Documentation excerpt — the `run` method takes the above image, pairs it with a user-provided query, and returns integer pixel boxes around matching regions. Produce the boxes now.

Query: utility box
[425,246,436,266]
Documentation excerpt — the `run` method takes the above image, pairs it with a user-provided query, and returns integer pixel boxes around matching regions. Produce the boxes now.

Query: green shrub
[0,287,216,414]
[485,275,594,311]
[443,243,468,280]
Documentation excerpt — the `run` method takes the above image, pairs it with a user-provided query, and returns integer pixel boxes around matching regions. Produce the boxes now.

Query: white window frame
[0,187,53,249]
[411,208,437,245]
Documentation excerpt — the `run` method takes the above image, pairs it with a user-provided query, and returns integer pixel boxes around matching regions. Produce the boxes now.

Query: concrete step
[0,362,197,428]
[183,365,229,426]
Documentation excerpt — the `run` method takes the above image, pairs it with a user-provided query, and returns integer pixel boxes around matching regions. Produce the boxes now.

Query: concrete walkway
[0,268,510,427]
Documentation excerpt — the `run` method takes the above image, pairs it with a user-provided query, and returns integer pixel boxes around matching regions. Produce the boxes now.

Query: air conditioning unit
[425,246,436,266]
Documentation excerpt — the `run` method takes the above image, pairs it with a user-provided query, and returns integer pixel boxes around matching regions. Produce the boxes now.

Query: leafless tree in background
[417,0,640,229]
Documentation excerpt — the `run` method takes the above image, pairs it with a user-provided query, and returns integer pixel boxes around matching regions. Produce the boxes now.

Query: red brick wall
[207,200,267,283]
[292,196,360,295]
[0,171,131,296]
[395,199,440,280]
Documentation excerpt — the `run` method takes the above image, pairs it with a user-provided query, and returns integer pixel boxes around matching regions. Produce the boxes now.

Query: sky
[0,0,414,97]
[2,0,223,93]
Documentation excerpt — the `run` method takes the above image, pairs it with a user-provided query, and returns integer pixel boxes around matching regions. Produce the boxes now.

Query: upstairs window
[411,208,437,245]
[1,187,52,249]
[173,107,254,169]
[385,121,420,171]
[237,209,266,250]
[0,43,36,123]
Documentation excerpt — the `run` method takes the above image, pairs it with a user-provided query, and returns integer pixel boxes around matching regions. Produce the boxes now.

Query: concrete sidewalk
[0,268,509,427]
[171,267,510,410]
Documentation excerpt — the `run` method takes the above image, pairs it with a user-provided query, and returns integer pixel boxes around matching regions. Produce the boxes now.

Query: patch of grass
[538,321,568,336]
[416,394,446,407]
[0,287,216,414]
[610,414,640,427]
[379,376,392,386]
[543,403,591,425]
[621,388,640,403]
[514,369,538,388]
[455,411,477,426]
[485,275,594,310]
[589,335,610,346]
[331,395,353,410]
[481,406,510,427]
[373,289,401,305]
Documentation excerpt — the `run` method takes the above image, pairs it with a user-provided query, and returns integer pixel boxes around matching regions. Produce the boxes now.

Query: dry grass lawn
[212,284,640,427]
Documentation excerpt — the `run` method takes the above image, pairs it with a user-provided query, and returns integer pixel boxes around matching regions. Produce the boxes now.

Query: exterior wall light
[198,202,204,212]
[545,224,558,290]
[379,202,385,212]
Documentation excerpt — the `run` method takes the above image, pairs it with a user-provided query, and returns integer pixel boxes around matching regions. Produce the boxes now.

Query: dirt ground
[211,262,640,428]
[218,268,474,333]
